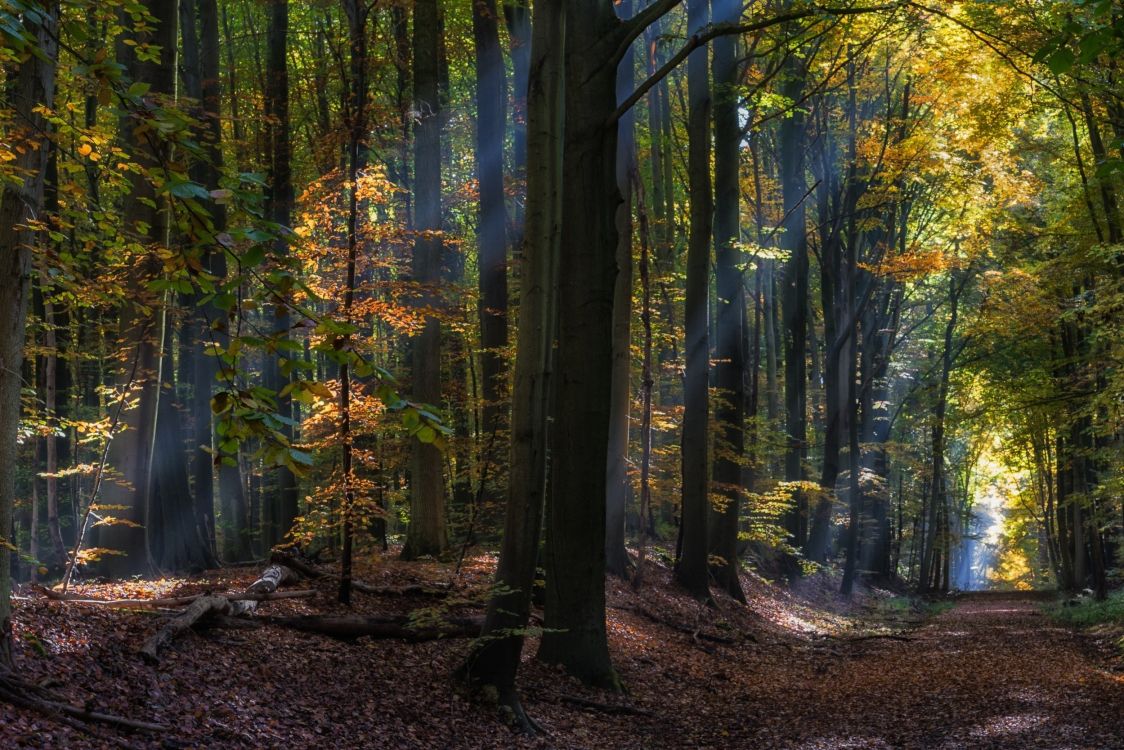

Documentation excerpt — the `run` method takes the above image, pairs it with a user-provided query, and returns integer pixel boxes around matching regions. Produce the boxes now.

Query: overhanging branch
[606,2,904,128]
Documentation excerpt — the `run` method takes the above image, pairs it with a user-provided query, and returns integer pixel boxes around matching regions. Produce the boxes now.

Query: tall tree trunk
[606,0,637,579]
[780,50,809,550]
[538,0,653,688]
[39,282,67,569]
[339,0,370,602]
[456,0,563,723]
[474,0,510,504]
[403,0,448,560]
[0,1,57,664]
[260,0,298,553]
[919,275,961,593]
[707,0,745,602]
[200,0,238,561]
[674,0,712,602]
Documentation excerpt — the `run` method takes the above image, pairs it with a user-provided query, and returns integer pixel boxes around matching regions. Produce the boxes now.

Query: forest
[1,0,1124,747]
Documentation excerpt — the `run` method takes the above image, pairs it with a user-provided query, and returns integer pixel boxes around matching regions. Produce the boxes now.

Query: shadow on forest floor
[2,551,1122,749]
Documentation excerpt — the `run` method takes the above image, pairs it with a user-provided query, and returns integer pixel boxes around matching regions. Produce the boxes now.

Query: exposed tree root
[497,686,546,736]
[611,605,746,645]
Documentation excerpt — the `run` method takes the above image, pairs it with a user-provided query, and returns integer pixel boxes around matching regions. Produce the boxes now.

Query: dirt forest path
[711,593,1124,749]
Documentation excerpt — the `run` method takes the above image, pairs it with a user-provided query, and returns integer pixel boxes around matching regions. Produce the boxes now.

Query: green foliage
[1048,592,1124,628]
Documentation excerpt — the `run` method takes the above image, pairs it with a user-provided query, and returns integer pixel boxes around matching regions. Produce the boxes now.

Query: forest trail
[722,594,1124,749]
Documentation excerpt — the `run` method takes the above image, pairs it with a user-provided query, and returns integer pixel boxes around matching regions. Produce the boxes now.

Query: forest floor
[2,551,1123,749]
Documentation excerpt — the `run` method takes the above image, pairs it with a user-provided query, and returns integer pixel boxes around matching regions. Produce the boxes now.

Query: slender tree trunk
[606,0,637,579]
[39,287,67,568]
[339,0,370,602]
[675,0,712,602]
[780,49,809,550]
[920,275,961,592]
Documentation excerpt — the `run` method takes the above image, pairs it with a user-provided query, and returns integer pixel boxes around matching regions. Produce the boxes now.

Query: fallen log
[350,580,450,597]
[35,584,316,608]
[35,585,203,608]
[140,596,232,664]
[260,614,483,641]
[270,550,449,597]
[247,563,300,594]
[270,550,324,580]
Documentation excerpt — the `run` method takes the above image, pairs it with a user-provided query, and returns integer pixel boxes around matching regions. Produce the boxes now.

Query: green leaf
[211,392,231,414]
[241,244,266,267]
[1047,48,1075,75]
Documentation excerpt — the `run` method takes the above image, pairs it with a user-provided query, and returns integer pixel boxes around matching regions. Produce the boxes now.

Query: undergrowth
[1047,590,1124,628]
[876,596,953,619]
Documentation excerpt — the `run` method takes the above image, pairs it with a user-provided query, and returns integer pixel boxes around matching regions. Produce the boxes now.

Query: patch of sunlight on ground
[968,713,1048,739]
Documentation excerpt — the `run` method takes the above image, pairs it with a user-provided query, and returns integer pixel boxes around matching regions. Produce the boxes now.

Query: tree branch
[607,3,904,127]
[610,0,685,68]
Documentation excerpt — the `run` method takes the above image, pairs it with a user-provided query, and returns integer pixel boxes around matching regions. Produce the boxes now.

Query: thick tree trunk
[538,0,644,689]
[403,0,448,560]
[675,0,713,603]
[707,0,745,603]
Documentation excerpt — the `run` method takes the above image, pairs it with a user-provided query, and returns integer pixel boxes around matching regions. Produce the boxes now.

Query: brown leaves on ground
[2,555,1123,749]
